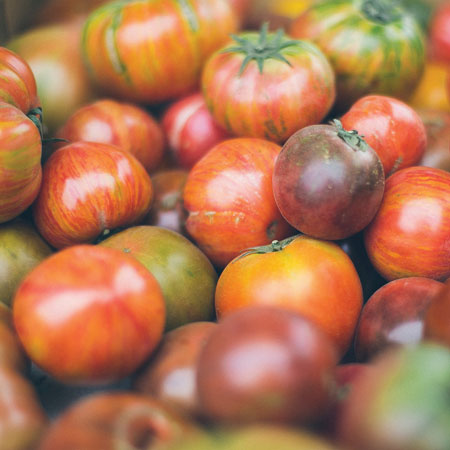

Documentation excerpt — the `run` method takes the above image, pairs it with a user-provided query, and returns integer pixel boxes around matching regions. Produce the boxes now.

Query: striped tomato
[202,24,335,143]
[82,0,238,103]
[364,166,450,281]
[290,0,426,111]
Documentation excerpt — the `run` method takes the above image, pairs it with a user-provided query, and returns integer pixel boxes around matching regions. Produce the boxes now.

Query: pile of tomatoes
[0,0,449,449]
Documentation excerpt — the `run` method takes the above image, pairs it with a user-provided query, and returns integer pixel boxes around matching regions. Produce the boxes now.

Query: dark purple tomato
[197,306,338,425]
[273,120,385,240]
[355,277,445,361]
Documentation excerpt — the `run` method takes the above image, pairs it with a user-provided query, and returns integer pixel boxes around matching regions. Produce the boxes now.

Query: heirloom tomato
[290,0,426,111]
[58,99,165,173]
[82,0,237,103]
[202,24,335,143]
[0,102,42,224]
[13,245,165,385]
[364,166,450,281]
[273,121,385,240]
[215,235,363,355]
[33,141,153,249]
[341,95,427,176]
[183,138,293,268]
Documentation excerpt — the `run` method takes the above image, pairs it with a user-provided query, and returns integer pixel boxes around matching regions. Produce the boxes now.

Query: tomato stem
[233,235,300,262]
[332,119,369,152]
[361,0,401,24]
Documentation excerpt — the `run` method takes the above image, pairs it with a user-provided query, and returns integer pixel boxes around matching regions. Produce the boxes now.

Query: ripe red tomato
[57,99,165,173]
[33,141,153,249]
[215,235,363,355]
[341,95,427,176]
[183,138,293,267]
[13,245,165,385]
[0,47,40,115]
[82,0,237,103]
[202,24,335,143]
[429,3,450,63]
[364,166,450,281]
[290,0,426,111]
[162,92,230,169]
[0,102,42,224]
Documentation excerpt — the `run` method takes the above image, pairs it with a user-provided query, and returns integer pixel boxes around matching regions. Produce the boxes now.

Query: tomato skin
[162,92,230,169]
[13,245,165,385]
[202,35,335,143]
[341,95,427,176]
[183,138,293,268]
[0,47,40,114]
[215,235,363,356]
[0,102,42,224]
[429,3,450,63]
[364,166,450,281]
[82,0,237,103]
[290,0,426,111]
[33,141,153,249]
[58,99,165,173]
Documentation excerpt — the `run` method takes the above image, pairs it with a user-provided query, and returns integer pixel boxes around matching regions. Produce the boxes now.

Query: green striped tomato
[82,0,238,103]
[290,0,426,111]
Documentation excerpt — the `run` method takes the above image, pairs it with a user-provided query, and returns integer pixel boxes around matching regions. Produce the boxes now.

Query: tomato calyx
[332,119,369,153]
[27,107,44,140]
[234,234,300,262]
[361,0,402,25]
[222,23,300,75]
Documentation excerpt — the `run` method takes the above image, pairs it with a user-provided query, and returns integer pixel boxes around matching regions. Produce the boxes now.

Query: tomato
[38,392,195,450]
[13,245,165,385]
[0,47,40,115]
[197,306,338,424]
[0,102,42,224]
[0,220,52,307]
[290,0,426,112]
[32,141,153,249]
[8,20,96,134]
[202,24,335,143]
[57,99,165,173]
[215,235,363,355]
[183,138,293,268]
[429,2,450,63]
[0,321,27,372]
[364,166,450,281]
[273,121,385,240]
[82,0,237,103]
[341,95,427,176]
[100,226,218,331]
[424,279,450,347]
[162,92,230,169]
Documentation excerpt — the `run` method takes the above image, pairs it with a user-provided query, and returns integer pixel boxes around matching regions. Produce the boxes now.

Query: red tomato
[13,245,165,385]
[33,141,153,249]
[215,235,363,355]
[183,138,293,267]
[0,47,40,115]
[341,95,427,176]
[202,24,335,143]
[429,3,450,63]
[424,279,450,347]
[58,99,165,173]
[82,0,237,103]
[0,102,42,223]
[364,166,450,281]
[162,92,230,169]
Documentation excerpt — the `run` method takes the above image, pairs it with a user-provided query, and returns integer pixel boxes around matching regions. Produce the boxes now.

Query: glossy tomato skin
[13,245,165,385]
[354,277,444,362]
[364,166,450,281]
[429,3,450,63]
[215,235,363,355]
[0,102,42,224]
[197,307,338,425]
[183,138,293,267]
[38,392,195,450]
[341,95,427,176]
[58,99,165,173]
[273,123,385,240]
[290,1,426,111]
[0,47,40,114]
[33,141,153,249]
[202,34,335,143]
[82,0,237,103]
[162,92,230,169]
